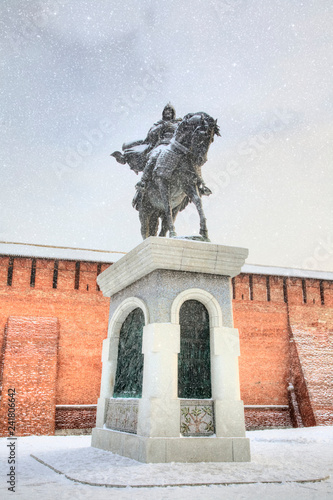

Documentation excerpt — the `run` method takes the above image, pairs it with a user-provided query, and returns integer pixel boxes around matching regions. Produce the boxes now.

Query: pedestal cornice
[97,237,248,297]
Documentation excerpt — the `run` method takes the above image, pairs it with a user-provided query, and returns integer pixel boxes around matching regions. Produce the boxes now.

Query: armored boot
[136,160,155,190]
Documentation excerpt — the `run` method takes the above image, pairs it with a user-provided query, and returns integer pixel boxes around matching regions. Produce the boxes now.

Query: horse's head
[177,113,220,166]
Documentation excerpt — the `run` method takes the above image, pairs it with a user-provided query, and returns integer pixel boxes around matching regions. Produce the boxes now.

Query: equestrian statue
[111,104,220,241]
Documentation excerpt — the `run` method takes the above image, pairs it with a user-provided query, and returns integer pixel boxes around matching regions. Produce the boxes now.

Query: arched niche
[106,297,149,399]
[108,296,149,340]
[113,307,145,398]
[170,288,223,328]
[178,299,211,399]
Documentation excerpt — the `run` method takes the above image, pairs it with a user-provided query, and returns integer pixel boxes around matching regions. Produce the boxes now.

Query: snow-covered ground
[1,426,333,499]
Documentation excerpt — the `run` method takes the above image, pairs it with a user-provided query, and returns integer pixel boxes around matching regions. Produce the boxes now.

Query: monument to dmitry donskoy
[91,105,250,462]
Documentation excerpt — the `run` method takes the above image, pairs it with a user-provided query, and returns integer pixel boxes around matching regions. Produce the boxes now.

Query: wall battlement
[0,256,110,293]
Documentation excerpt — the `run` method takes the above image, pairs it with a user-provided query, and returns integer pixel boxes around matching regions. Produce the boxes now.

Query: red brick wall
[233,275,290,407]
[0,256,332,434]
[244,407,292,430]
[0,316,59,436]
[233,274,333,428]
[55,406,97,430]
[288,334,316,427]
[288,278,333,426]
[0,256,110,435]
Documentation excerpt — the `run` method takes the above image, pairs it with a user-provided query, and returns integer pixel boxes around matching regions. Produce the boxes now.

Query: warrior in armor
[111,104,211,195]
[138,103,182,189]
[111,103,180,183]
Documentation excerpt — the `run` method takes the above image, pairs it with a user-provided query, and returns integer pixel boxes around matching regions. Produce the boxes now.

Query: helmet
[162,103,176,120]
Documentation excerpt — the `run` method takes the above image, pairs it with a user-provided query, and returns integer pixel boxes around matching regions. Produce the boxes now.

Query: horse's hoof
[200,230,210,242]
[169,231,177,238]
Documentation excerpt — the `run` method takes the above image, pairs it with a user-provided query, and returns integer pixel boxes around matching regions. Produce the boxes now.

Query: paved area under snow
[1,426,333,499]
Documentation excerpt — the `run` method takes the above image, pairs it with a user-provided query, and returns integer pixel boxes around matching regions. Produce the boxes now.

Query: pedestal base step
[91,427,250,463]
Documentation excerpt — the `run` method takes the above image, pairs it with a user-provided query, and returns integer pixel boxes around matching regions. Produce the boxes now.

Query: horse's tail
[177,195,190,213]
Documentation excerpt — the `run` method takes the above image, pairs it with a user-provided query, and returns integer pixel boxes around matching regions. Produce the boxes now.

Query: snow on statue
[111,104,220,241]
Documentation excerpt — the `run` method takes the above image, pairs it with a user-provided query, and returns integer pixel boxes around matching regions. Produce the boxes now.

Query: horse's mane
[176,112,220,137]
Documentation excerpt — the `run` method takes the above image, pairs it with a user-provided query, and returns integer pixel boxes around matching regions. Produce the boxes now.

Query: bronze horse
[133,112,220,241]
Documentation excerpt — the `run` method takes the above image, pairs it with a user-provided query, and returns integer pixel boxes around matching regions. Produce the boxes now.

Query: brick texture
[234,276,290,407]
[0,257,110,435]
[288,279,333,426]
[55,406,97,429]
[0,316,59,436]
[0,256,332,434]
[244,407,292,430]
[234,273,333,429]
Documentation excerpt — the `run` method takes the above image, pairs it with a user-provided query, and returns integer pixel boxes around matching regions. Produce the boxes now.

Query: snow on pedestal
[91,236,250,463]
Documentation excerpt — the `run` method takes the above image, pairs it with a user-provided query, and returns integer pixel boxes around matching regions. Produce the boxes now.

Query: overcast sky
[1,0,332,271]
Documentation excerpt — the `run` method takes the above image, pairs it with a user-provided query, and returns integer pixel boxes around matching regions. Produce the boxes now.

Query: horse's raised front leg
[185,184,210,241]
[156,178,177,237]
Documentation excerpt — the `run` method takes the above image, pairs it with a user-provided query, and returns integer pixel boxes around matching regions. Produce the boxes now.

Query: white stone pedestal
[91,237,250,463]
